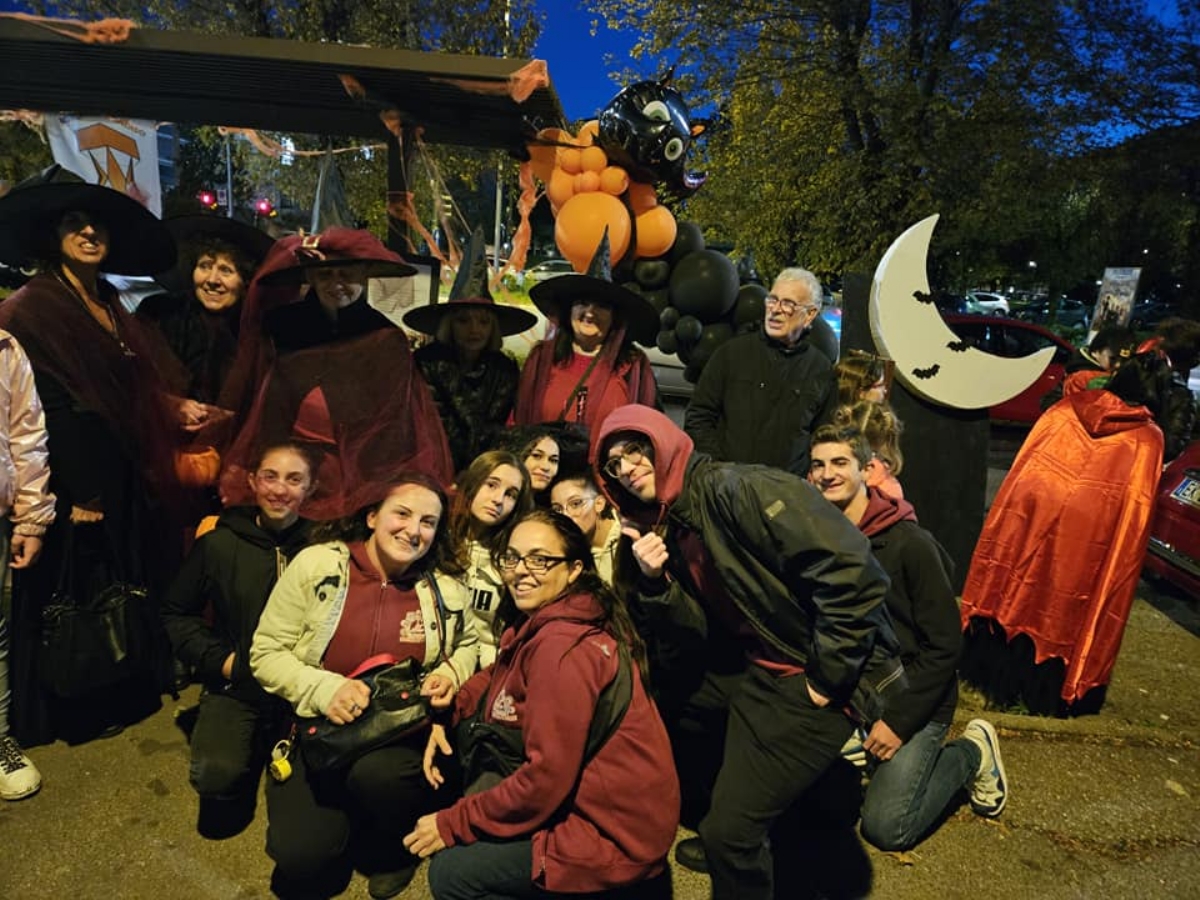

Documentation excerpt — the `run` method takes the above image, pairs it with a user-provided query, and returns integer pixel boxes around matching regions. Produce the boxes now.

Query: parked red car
[942,314,1076,424]
[1144,439,1200,597]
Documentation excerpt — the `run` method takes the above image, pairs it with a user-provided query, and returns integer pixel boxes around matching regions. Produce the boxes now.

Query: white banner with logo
[45,114,162,216]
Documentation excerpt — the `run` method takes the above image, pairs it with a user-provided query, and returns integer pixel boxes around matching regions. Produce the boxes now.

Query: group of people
[0,165,1192,900]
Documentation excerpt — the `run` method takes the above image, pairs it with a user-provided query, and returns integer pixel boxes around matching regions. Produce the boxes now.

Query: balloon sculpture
[520,71,768,384]
[524,70,707,274]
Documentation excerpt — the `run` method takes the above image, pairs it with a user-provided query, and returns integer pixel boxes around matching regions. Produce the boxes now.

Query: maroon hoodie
[856,486,918,538]
[436,591,679,893]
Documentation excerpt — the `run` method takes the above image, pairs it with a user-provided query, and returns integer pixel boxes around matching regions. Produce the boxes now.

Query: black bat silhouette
[947,340,971,352]
[913,290,934,305]
[912,364,941,379]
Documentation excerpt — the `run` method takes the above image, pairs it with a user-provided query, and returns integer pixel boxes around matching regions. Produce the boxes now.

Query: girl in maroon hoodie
[404,509,679,898]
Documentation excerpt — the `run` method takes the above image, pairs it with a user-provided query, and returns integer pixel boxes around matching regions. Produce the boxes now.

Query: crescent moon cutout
[870,215,1055,409]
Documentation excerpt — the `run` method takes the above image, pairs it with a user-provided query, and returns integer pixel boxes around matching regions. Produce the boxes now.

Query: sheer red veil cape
[217,230,453,520]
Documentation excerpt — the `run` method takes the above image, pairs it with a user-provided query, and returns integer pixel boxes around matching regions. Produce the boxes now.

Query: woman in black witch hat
[513,229,659,440]
[403,228,536,476]
[136,216,277,516]
[0,167,186,744]
[136,214,275,409]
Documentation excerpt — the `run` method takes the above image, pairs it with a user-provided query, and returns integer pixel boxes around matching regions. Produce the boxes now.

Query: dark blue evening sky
[533,1,642,122]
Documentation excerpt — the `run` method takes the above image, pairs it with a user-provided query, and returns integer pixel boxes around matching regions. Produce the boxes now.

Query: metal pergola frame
[0,15,566,248]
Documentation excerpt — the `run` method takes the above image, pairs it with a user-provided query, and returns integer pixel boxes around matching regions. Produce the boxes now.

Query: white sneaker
[962,719,1007,817]
[0,735,42,800]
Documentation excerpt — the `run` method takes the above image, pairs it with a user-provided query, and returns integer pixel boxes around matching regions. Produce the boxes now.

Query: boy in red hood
[593,404,897,900]
[809,424,1007,852]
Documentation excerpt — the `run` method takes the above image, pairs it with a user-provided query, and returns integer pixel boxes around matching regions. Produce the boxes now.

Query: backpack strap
[582,641,633,764]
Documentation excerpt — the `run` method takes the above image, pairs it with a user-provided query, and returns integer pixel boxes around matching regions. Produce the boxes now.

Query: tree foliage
[590,0,1199,302]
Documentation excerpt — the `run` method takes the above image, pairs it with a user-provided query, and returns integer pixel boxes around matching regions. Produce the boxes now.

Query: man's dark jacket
[684,328,837,476]
[595,406,899,712]
[858,488,960,740]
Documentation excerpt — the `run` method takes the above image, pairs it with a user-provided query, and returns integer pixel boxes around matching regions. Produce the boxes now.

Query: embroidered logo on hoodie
[398,610,426,643]
[491,689,518,722]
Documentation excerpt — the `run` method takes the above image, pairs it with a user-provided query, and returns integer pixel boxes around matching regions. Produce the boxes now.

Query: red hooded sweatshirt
[435,591,679,893]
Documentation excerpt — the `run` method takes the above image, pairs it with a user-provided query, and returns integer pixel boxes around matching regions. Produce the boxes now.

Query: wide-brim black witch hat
[256,226,415,286]
[155,214,277,294]
[0,165,176,275]
[528,229,659,345]
[403,226,536,336]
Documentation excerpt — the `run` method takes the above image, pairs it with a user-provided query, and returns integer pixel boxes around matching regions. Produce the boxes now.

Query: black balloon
[668,221,705,266]
[690,322,734,370]
[619,280,644,295]
[732,283,768,329]
[660,306,681,330]
[642,287,670,315]
[675,314,703,345]
[596,73,707,198]
[634,257,671,290]
[669,249,740,322]
[656,329,678,354]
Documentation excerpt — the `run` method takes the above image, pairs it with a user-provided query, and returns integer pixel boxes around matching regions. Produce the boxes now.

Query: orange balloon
[599,166,630,196]
[635,205,677,259]
[574,170,601,193]
[580,145,608,172]
[547,168,576,213]
[627,181,659,215]
[578,119,601,145]
[559,147,583,174]
[555,192,632,270]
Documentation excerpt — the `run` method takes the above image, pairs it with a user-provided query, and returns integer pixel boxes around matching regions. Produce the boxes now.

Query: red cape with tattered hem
[960,389,1163,704]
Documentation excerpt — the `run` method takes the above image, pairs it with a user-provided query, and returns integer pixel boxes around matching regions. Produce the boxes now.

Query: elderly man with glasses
[684,266,837,477]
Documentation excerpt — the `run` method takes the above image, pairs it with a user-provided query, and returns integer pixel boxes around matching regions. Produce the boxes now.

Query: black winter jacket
[162,507,312,697]
[644,454,897,709]
[684,328,837,476]
[867,520,960,740]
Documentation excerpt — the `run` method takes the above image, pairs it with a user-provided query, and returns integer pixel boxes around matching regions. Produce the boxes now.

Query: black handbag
[296,574,453,773]
[457,641,633,795]
[297,654,432,773]
[38,526,154,699]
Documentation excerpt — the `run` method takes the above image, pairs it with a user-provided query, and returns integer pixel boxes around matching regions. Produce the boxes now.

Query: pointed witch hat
[403,226,536,336]
[528,228,658,345]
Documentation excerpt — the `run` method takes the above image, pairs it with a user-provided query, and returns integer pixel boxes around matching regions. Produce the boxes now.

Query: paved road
[3,426,1197,899]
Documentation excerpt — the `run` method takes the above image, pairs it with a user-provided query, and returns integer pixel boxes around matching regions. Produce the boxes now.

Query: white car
[965,290,1010,316]
[525,258,575,283]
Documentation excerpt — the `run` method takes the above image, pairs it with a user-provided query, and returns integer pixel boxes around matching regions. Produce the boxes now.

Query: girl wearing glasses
[548,470,620,585]
[405,509,678,899]
[448,451,534,668]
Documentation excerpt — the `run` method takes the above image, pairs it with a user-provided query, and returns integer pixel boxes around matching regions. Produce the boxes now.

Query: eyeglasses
[602,441,648,479]
[551,496,595,515]
[765,295,814,316]
[496,551,569,574]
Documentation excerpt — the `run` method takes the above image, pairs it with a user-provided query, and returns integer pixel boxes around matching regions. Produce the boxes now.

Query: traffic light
[254,197,276,217]
[197,189,217,209]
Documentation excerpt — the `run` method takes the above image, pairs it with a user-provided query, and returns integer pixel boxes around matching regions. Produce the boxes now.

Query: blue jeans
[858,719,981,851]
[428,839,541,900]
[428,840,672,900]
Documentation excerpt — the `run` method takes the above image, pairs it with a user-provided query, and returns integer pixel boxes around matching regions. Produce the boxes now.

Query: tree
[589,0,1199,292]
